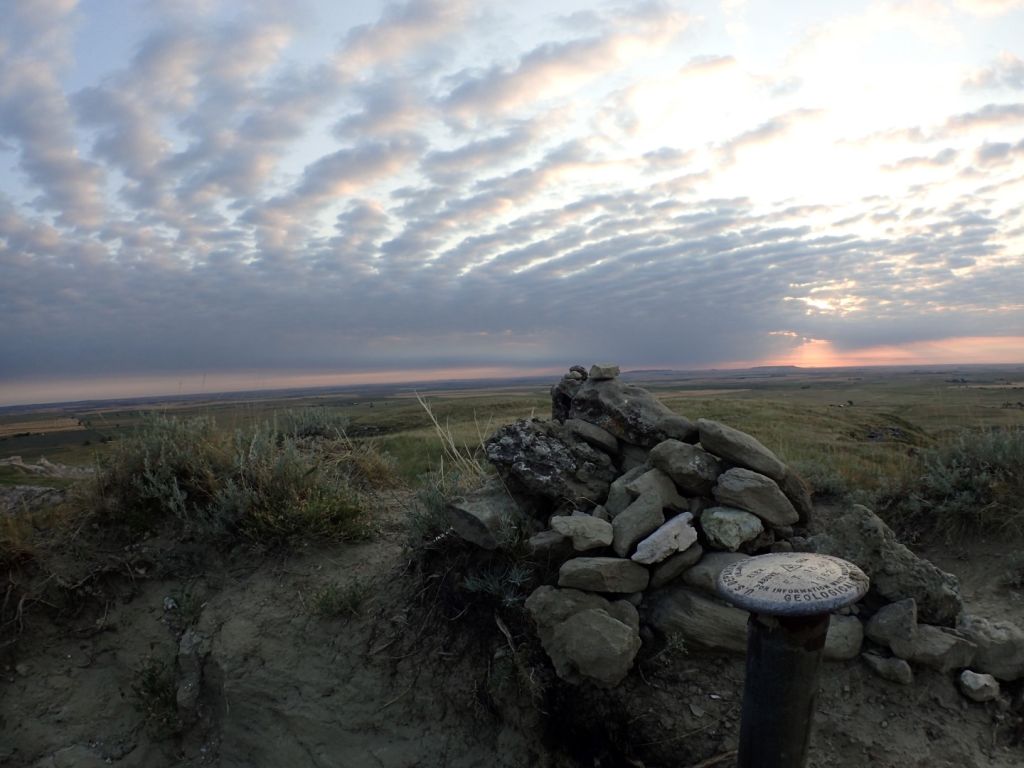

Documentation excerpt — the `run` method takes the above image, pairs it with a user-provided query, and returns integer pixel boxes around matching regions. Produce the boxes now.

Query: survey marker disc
[716,552,869,616]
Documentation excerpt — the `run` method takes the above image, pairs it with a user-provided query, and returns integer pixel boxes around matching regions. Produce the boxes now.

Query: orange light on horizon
[760,335,1024,368]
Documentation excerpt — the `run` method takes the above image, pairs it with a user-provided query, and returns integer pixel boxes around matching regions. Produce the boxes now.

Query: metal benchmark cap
[716,552,869,616]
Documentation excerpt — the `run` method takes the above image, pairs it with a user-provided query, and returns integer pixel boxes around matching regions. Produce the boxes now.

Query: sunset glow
[1,1,1023,406]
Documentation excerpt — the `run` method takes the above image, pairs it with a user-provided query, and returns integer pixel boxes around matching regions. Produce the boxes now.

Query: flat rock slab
[713,468,799,527]
[631,513,698,565]
[644,585,864,658]
[862,653,914,685]
[565,418,620,456]
[612,492,665,557]
[716,552,869,616]
[589,364,620,381]
[550,515,613,551]
[559,557,650,593]
[696,418,787,481]
[650,543,704,588]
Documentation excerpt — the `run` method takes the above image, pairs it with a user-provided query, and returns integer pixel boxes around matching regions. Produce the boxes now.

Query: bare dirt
[3,493,1023,768]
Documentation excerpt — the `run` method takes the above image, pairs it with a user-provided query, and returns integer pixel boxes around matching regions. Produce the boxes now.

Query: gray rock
[526,586,641,687]
[549,608,642,687]
[591,504,611,522]
[696,419,787,481]
[824,615,864,661]
[605,464,650,517]
[569,378,697,449]
[619,444,650,472]
[551,374,584,422]
[559,557,650,593]
[589,364,621,381]
[649,439,724,496]
[957,615,1024,681]
[713,468,799,527]
[484,419,616,506]
[701,507,765,552]
[808,504,962,625]
[777,468,813,525]
[958,670,1000,702]
[908,624,977,671]
[645,586,748,653]
[566,418,620,456]
[525,586,636,645]
[612,492,665,557]
[650,543,704,588]
[624,467,688,511]
[550,515,614,552]
[866,598,918,659]
[632,513,698,565]
[645,585,861,658]
[177,628,209,724]
[527,530,574,565]
[770,541,794,553]
[862,653,914,685]
[448,482,524,549]
[682,552,750,595]
[741,527,775,554]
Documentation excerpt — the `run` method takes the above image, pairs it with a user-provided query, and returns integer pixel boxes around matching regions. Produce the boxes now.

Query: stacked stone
[448,364,1024,698]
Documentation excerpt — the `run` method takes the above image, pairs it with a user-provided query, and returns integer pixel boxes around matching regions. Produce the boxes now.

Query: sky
[1,0,1023,406]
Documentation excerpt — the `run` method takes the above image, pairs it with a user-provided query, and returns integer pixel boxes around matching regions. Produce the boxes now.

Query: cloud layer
[1,0,1023,402]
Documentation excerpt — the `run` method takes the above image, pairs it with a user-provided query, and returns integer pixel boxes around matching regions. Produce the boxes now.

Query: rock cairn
[448,365,1024,698]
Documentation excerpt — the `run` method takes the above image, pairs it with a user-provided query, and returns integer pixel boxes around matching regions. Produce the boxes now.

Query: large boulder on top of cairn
[713,467,799,527]
[526,586,641,687]
[807,504,962,625]
[561,369,697,448]
[484,419,616,508]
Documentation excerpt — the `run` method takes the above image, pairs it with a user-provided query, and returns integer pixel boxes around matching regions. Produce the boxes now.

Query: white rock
[631,513,698,565]
[958,669,1000,702]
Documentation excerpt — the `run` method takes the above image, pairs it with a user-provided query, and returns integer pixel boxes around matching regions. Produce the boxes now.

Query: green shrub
[788,458,850,500]
[86,414,384,546]
[874,427,1024,541]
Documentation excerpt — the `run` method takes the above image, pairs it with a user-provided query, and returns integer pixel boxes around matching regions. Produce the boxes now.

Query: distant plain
[3,364,1023,496]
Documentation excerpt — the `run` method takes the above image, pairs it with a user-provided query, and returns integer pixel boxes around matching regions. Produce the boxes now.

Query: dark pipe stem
[736,612,831,768]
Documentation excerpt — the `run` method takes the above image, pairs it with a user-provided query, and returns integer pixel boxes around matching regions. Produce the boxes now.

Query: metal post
[717,553,869,768]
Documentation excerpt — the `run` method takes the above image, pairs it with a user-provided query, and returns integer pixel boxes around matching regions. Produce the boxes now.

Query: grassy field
[2,365,1022,496]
